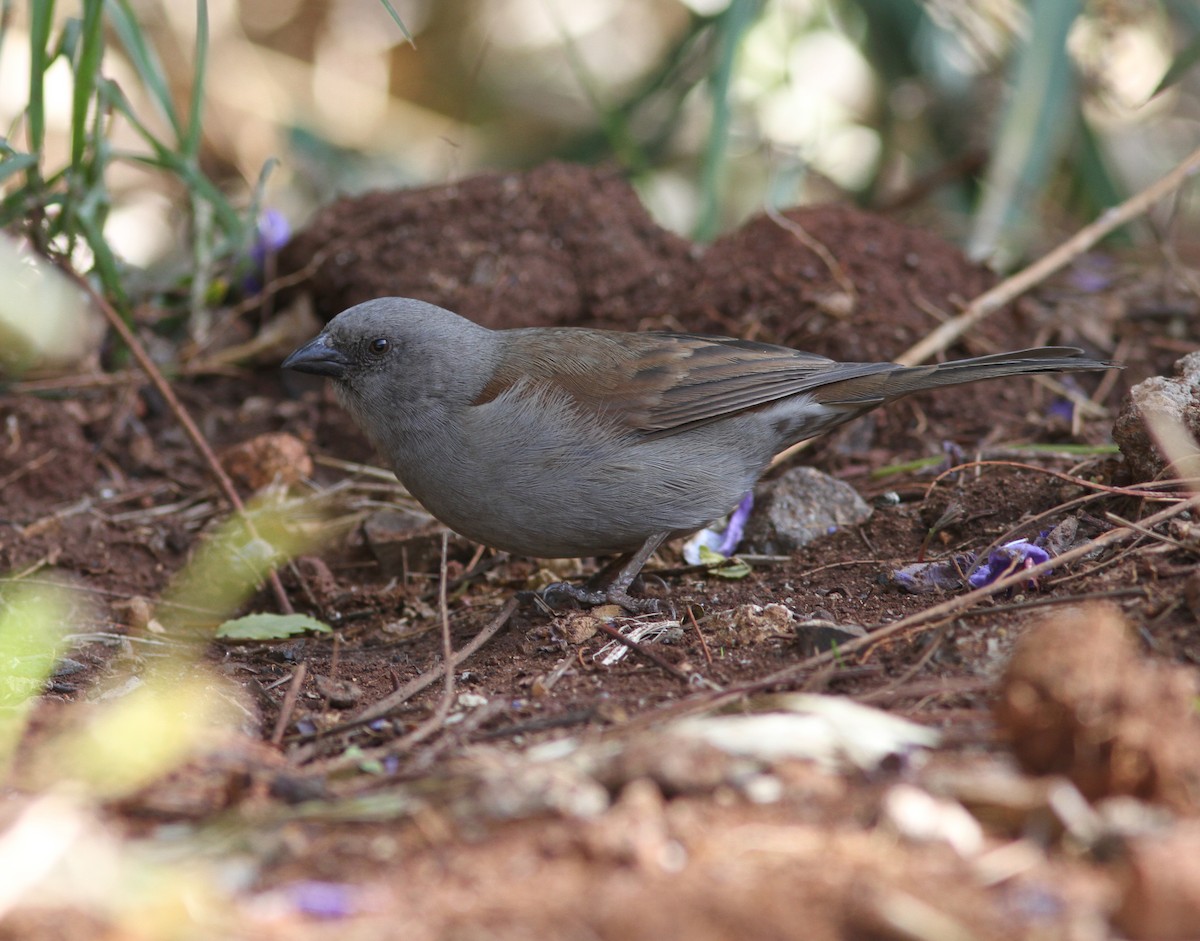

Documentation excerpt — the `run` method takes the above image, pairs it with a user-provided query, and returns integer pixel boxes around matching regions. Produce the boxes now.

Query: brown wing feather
[474,329,898,436]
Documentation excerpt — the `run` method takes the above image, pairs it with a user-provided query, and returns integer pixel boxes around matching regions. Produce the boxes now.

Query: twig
[897,143,1200,367]
[0,449,56,491]
[271,662,307,746]
[341,595,518,728]
[856,620,953,703]
[593,620,693,684]
[765,204,857,305]
[388,532,458,751]
[766,489,1200,683]
[63,273,294,614]
[686,604,714,668]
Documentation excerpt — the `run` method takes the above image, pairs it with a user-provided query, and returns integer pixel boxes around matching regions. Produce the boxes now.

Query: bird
[282,297,1112,611]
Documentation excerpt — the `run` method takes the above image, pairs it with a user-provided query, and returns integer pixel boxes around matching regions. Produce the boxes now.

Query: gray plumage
[283,297,1112,606]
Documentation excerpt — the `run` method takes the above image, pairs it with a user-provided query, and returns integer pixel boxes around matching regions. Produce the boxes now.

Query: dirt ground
[3,163,1200,939]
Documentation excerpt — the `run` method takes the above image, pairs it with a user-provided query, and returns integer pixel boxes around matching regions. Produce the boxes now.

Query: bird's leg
[541,533,667,613]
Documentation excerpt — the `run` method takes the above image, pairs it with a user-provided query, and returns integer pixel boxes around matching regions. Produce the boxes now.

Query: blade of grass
[70,0,105,170]
[967,0,1082,267]
[26,0,55,185]
[375,0,415,46]
[181,0,208,159]
[694,0,761,243]
[101,79,242,234]
[104,0,183,140]
[0,152,38,186]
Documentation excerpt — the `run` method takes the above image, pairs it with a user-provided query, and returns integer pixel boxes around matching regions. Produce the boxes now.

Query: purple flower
[252,208,291,265]
[1046,398,1075,422]
[1067,255,1114,293]
[244,208,291,292]
[716,491,754,556]
[967,539,1050,589]
[282,880,361,919]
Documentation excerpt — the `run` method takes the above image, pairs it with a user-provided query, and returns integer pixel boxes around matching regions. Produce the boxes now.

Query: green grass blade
[101,78,242,234]
[104,0,183,139]
[70,0,105,170]
[375,0,415,46]
[27,0,55,164]
[182,0,208,158]
[0,151,39,185]
[694,0,761,243]
[967,0,1082,267]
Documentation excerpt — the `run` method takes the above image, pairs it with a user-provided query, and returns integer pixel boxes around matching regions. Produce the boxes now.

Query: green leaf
[104,0,182,139]
[0,152,39,185]
[27,0,56,160]
[216,613,332,641]
[70,0,105,170]
[182,0,209,159]
[698,545,753,579]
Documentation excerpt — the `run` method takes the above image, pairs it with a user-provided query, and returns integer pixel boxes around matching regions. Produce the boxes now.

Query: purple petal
[282,881,360,919]
[252,208,291,263]
[893,556,972,594]
[967,540,1051,589]
[716,491,754,556]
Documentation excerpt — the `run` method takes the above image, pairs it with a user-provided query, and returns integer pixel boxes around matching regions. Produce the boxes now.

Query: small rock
[793,618,867,657]
[314,675,362,708]
[362,508,450,576]
[220,432,313,491]
[1112,351,1200,483]
[558,611,604,644]
[741,466,871,555]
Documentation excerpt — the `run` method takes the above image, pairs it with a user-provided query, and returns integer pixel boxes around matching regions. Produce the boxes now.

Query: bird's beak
[282,334,351,379]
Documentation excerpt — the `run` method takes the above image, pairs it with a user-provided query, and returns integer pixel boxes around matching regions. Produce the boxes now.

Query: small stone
[314,676,362,708]
[1112,351,1200,483]
[220,432,313,491]
[793,619,867,657]
[559,611,603,644]
[741,466,872,556]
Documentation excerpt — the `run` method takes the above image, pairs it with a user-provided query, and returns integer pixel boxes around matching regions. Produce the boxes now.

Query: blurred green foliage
[0,0,256,318]
[1,0,1197,313]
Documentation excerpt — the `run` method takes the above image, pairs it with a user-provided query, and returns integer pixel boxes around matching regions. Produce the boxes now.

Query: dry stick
[898,142,1200,367]
[348,596,519,727]
[271,662,308,746]
[593,620,694,684]
[68,275,294,614]
[686,604,714,668]
[385,532,459,753]
[769,144,1200,471]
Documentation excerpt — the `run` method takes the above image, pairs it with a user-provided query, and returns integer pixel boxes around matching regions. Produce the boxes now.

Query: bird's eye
[369,337,390,355]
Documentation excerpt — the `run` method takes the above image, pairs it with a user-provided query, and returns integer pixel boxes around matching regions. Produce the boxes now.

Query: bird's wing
[475,329,900,437]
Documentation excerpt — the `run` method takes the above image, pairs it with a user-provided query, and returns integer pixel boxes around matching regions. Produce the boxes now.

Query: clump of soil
[279,161,699,329]
[995,602,1200,812]
[680,203,1001,362]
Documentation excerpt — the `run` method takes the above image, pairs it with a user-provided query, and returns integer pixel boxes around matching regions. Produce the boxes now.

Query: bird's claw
[539,581,661,614]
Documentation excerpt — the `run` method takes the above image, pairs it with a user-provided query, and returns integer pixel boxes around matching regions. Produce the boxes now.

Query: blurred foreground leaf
[217,612,331,640]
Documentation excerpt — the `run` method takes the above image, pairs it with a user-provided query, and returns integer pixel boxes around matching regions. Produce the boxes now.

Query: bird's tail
[819,347,1114,406]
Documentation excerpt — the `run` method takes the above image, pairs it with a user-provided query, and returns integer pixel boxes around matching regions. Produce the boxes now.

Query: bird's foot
[539,580,661,615]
